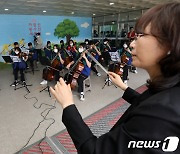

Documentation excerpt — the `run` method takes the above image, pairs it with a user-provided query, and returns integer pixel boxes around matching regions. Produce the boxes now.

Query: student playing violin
[10,47,28,86]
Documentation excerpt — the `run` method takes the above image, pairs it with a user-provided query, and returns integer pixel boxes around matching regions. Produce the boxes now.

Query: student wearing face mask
[84,39,90,49]
[9,42,19,55]
[76,43,92,101]
[40,44,65,85]
[67,40,78,60]
[100,38,111,66]
[10,47,27,86]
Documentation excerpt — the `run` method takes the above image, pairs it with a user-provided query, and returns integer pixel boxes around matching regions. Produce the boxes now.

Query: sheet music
[10,56,21,63]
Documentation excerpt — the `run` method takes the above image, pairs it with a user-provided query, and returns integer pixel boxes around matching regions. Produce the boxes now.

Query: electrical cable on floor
[16,91,56,154]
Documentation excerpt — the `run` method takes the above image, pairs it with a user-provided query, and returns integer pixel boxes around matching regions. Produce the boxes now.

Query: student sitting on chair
[40,44,72,85]
[77,44,92,101]
[28,42,38,71]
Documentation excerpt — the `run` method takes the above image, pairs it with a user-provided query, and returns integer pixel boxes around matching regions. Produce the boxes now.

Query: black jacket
[62,85,180,154]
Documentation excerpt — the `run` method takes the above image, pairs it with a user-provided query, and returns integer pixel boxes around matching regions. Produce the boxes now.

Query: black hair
[28,42,32,46]
[136,2,180,92]
[47,41,51,45]
[79,43,86,48]
[14,42,19,46]
[103,38,109,42]
[60,40,64,44]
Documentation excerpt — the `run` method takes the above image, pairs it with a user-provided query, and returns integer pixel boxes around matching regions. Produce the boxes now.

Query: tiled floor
[0,64,149,154]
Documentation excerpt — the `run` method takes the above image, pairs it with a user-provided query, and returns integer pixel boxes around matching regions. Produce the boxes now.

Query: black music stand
[3,56,32,93]
[102,75,117,89]
[2,55,13,63]
[40,82,51,97]
[39,65,55,97]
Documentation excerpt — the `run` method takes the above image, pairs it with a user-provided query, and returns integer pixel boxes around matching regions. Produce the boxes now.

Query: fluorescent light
[43,10,46,13]
[4,9,9,11]
[93,13,96,16]
[71,12,74,14]
[109,2,114,5]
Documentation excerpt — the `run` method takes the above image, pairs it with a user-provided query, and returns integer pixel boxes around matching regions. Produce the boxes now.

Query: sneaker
[80,93,85,101]
[96,72,101,77]
[134,70,138,74]
[11,81,18,87]
[40,80,47,85]
[124,80,128,85]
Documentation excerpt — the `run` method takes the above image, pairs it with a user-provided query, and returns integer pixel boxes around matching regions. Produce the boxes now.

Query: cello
[42,53,61,81]
[63,48,74,66]
[65,49,89,89]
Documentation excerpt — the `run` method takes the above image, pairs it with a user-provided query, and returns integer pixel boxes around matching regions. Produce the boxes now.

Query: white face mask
[78,47,84,53]
[104,41,107,45]
[123,44,128,49]
[85,41,88,45]
[15,50,19,54]
[70,43,73,46]
[54,49,58,53]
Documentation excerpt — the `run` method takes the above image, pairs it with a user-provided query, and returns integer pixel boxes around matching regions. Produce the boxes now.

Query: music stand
[2,55,13,63]
[4,56,33,93]
[40,81,51,97]
[102,75,117,89]
[102,50,120,89]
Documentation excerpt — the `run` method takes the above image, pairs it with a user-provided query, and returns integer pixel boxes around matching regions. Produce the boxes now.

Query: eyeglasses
[134,33,152,41]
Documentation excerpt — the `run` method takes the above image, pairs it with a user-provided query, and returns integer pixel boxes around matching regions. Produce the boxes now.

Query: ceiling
[0,0,179,17]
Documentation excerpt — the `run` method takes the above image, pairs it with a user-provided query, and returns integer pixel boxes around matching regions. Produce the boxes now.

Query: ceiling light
[43,10,46,13]
[71,12,74,14]
[131,6,136,9]
[27,0,38,2]
[4,9,9,11]
[93,13,96,16]
[109,2,114,5]
[112,21,115,24]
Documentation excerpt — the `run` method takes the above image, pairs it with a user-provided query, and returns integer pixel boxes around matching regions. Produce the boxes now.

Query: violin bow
[86,51,108,75]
